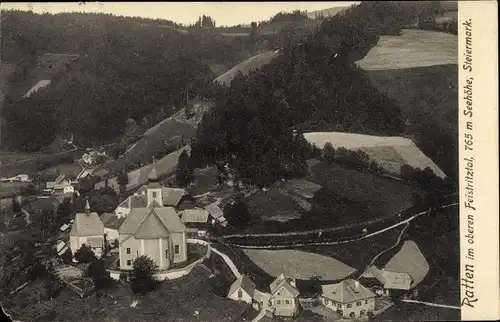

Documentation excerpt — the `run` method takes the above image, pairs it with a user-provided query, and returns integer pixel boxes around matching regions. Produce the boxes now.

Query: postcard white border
[459,1,499,320]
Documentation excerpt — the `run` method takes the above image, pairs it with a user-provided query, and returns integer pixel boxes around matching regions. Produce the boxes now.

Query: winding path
[399,299,460,310]
[218,200,459,249]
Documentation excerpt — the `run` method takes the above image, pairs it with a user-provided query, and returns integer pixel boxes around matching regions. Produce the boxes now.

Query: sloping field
[246,187,305,223]
[357,29,457,71]
[108,119,196,174]
[213,51,280,86]
[96,145,191,192]
[243,248,357,280]
[304,132,446,178]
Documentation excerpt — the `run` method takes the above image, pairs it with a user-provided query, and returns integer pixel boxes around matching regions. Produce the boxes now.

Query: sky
[1,2,359,27]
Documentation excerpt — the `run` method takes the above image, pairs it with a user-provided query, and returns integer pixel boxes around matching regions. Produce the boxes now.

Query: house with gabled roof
[360,266,412,297]
[228,275,256,304]
[269,273,300,317]
[115,195,148,218]
[180,208,211,237]
[118,165,187,271]
[320,279,375,318]
[205,201,227,227]
[69,199,105,259]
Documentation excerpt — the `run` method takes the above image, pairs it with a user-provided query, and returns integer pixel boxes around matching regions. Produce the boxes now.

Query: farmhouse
[180,208,211,237]
[268,273,300,317]
[204,201,228,227]
[69,199,105,259]
[55,240,69,256]
[320,279,375,318]
[46,174,74,195]
[360,266,412,297]
[384,240,430,289]
[118,166,187,271]
[99,213,126,245]
[114,195,147,218]
[227,274,256,304]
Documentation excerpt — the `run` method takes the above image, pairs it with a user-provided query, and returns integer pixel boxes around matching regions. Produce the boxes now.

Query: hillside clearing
[242,248,357,280]
[96,145,192,192]
[213,51,280,86]
[357,29,457,71]
[304,132,446,178]
[246,187,305,223]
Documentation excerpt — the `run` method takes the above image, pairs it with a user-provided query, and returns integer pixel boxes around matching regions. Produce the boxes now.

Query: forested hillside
[0,10,257,151]
[190,2,426,187]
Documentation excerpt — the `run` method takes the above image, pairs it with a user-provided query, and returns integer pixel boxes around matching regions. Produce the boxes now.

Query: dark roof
[100,213,126,230]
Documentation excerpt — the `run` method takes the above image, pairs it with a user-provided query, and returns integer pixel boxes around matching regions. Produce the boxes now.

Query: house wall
[70,235,104,258]
[228,287,253,304]
[64,186,74,194]
[270,287,299,317]
[119,235,141,269]
[322,297,375,318]
[104,228,119,243]
[144,238,161,267]
[119,235,177,270]
[171,232,187,263]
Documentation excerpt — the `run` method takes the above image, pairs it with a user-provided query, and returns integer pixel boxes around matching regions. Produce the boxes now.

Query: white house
[320,279,376,319]
[269,273,300,317]
[228,275,256,304]
[69,200,105,259]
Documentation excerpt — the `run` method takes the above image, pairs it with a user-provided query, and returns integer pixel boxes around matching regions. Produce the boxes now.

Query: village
[0,152,433,322]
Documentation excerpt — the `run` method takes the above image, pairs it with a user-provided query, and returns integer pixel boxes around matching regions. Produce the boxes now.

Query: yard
[3,266,249,322]
[246,187,305,223]
[242,248,357,281]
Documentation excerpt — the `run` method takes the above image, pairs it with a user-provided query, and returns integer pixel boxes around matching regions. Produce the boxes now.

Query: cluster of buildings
[0,174,32,183]
[66,164,223,273]
[226,254,421,320]
[44,174,75,195]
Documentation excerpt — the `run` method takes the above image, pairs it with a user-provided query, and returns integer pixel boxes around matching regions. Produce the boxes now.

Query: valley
[0,2,461,322]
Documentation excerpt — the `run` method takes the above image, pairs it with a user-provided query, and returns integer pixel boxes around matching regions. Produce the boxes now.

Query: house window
[238,290,242,298]
[337,304,341,309]
[347,304,352,308]
[127,260,131,266]
[165,250,168,258]
[126,248,131,254]
[277,300,281,305]
[365,300,368,304]
[357,302,361,306]
[174,245,180,254]
[152,191,157,198]
[324,299,329,305]
[285,300,290,304]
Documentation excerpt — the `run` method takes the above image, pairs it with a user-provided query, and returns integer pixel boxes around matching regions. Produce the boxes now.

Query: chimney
[85,198,90,215]
[354,280,360,289]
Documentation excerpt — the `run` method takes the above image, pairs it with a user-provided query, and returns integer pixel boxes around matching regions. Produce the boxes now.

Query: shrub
[129,255,159,295]
[74,244,97,263]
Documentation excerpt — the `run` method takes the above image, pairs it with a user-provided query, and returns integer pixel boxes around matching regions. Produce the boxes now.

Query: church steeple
[146,158,163,207]
[85,198,90,215]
